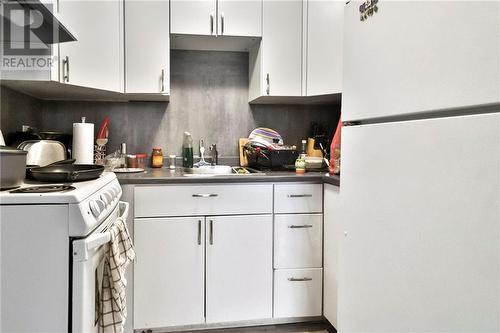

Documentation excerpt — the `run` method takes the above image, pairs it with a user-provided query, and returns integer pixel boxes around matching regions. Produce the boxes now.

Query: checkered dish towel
[99,216,136,333]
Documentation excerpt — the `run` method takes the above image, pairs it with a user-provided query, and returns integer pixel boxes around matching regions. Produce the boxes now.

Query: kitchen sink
[183,165,262,176]
[184,165,233,175]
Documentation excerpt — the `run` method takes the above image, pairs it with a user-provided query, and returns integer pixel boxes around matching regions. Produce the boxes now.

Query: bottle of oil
[182,132,194,168]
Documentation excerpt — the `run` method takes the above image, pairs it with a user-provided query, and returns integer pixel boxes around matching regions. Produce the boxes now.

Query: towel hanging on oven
[98,216,135,333]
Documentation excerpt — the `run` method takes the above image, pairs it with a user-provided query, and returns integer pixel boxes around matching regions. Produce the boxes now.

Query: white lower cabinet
[274,268,323,318]
[206,215,273,323]
[274,214,323,269]
[323,184,340,327]
[133,183,323,330]
[133,209,273,329]
[133,217,205,329]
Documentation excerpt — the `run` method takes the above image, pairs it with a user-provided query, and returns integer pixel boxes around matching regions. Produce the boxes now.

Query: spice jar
[151,147,163,168]
[127,154,138,168]
[136,153,147,169]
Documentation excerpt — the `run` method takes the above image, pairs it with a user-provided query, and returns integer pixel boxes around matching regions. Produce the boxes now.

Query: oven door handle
[73,201,130,261]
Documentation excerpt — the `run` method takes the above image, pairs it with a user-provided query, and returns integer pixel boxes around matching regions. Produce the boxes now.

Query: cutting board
[239,138,249,167]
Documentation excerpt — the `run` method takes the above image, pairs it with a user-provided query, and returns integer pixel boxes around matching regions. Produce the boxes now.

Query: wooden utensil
[239,138,249,166]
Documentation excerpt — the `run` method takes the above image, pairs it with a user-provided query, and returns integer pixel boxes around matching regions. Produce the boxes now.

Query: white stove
[0,172,130,333]
[0,172,122,237]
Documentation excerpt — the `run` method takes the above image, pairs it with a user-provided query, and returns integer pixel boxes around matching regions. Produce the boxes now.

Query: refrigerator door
[338,113,500,332]
[342,1,500,122]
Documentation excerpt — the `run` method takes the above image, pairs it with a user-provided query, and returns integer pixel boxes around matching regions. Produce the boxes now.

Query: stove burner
[10,185,76,194]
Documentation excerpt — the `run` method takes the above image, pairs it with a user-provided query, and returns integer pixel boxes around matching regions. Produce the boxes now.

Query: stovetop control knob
[100,192,111,206]
[89,200,101,217]
[106,190,115,202]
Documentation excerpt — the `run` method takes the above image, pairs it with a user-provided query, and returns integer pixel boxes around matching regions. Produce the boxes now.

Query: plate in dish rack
[113,168,145,173]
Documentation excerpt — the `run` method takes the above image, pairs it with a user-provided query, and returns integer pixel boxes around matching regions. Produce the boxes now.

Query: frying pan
[29,164,104,182]
[26,159,76,180]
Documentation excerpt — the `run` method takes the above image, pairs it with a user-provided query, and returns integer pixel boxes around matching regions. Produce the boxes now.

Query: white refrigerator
[337,1,500,332]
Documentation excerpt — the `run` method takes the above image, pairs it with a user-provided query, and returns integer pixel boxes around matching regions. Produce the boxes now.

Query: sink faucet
[194,139,209,167]
[209,144,218,166]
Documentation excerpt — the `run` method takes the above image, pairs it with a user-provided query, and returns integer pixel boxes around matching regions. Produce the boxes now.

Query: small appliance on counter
[18,139,67,166]
[243,128,298,170]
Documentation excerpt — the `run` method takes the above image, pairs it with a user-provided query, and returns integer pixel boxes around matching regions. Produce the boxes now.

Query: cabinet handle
[63,56,69,82]
[192,193,218,198]
[210,12,214,35]
[288,277,313,282]
[266,73,270,95]
[209,220,213,245]
[288,225,313,229]
[287,194,313,198]
[197,220,202,245]
[160,69,165,93]
[220,12,224,35]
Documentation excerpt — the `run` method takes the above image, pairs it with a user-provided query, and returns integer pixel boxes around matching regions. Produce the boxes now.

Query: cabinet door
[134,217,205,329]
[343,1,500,121]
[323,184,340,328]
[206,215,273,323]
[59,0,123,92]
[262,0,302,96]
[125,0,169,94]
[306,0,343,96]
[218,0,262,37]
[171,0,217,36]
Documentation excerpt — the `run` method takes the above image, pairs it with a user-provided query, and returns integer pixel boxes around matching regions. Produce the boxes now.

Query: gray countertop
[117,167,340,186]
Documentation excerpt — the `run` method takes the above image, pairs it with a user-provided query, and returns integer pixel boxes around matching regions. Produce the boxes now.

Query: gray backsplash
[1,50,340,157]
[0,87,43,143]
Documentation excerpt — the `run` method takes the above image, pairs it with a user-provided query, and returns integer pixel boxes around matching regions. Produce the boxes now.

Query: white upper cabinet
[261,0,303,96]
[306,0,343,96]
[250,0,344,102]
[59,0,124,92]
[125,0,170,94]
[171,0,262,37]
[171,0,218,36]
[343,1,500,121]
[217,0,262,37]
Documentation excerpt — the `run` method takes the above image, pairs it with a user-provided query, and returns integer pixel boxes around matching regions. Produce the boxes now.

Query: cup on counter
[136,153,147,169]
[169,155,176,169]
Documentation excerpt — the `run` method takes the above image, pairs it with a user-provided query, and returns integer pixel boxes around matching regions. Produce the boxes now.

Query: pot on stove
[0,146,27,190]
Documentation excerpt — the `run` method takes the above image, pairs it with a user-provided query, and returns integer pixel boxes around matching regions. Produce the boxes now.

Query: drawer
[274,268,323,318]
[274,184,323,213]
[274,214,323,269]
[134,184,273,217]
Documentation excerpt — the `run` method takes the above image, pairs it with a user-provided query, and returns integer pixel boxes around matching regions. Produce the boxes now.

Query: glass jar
[136,153,147,169]
[151,148,163,168]
[127,154,138,168]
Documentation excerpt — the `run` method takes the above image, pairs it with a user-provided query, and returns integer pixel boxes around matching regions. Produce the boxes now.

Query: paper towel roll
[72,117,94,164]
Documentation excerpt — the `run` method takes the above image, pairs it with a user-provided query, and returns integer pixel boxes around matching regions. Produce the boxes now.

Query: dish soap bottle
[183,132,194,168]
[295,139,307,174]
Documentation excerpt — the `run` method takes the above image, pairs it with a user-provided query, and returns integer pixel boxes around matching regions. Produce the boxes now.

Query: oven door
[71,201,130,333]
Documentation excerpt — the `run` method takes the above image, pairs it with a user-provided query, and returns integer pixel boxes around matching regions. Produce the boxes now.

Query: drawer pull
[287,194,313,198]
[288,277,313,282]
[288,224,313,229]
[192,193,218,198]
